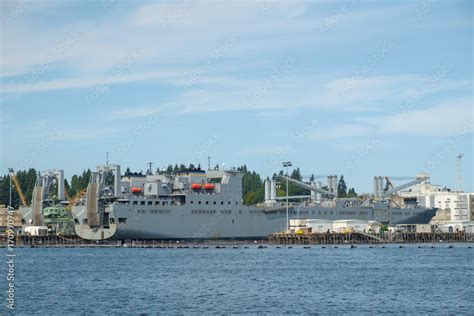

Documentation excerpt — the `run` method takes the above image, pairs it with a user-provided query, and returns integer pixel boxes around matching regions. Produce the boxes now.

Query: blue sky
[0,0,472,193]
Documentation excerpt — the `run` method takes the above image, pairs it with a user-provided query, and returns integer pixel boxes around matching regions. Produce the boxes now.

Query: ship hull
[72,201,437,240]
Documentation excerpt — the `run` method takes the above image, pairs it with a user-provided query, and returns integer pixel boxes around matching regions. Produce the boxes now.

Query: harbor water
[3,245,473,314]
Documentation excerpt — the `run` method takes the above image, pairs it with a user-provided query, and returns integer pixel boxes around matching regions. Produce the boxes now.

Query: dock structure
[1,232,474,248]
[269,232,474,245]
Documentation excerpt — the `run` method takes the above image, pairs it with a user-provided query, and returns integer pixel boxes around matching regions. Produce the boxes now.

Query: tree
[69,175,79,196]
[291,168,302,181]
[347,187,357,198]
[0,169,38,208]
[238,165,265,205]
[338,175,347,198]
[243,191,256,205]
[64,179,70,196]
[68,169,91,196]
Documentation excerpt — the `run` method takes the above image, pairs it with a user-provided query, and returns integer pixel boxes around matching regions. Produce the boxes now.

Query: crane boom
[8,168,29,207]
[383,175,429,196]
[278,175,336,196]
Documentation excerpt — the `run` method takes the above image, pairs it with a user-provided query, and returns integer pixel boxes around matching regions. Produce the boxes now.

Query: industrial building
[290,219,381,234]
[438,221,474,234]
[398,182,474,223]
[332,220,381,234]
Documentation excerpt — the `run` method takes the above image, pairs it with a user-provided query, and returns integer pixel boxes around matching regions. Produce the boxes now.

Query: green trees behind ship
[338,176,357,198]
[0,169,37,209]
[238,165,265,205]
[0,165,357,208]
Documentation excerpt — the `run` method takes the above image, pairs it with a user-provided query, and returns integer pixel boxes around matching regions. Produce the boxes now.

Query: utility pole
[456,153,464,192]
[282,161,292,232]
[456,153,465,219]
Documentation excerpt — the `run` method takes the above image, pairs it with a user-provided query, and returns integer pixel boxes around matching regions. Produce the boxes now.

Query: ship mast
[147,162,154,175]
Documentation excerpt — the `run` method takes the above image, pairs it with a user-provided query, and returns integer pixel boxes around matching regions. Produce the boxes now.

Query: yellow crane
[65,188,87,210]
[8,168,29,207]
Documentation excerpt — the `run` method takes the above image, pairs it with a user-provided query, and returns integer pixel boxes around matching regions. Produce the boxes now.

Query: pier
[269,232,474,245]
[1,232,474,248]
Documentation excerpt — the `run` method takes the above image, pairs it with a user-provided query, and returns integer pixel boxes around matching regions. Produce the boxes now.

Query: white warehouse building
[438,221,474,234]
[399,183,474,223]
[305,219,333,233]
[332,220,381,234]
[290,219,381,234]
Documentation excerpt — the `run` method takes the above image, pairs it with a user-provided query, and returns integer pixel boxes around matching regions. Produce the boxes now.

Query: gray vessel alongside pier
[70,165,437,240]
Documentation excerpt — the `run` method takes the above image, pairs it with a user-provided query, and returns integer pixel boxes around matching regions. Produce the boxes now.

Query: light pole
[9,174,12,210]
[282,161,292,232]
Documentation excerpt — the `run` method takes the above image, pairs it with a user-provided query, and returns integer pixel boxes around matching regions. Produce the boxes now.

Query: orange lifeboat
[204,183,215,190]
[191,183,202,190]
[131,187,143,194]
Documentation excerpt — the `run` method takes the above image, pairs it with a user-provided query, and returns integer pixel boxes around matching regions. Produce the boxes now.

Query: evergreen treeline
[0,165,357,208]
[0,169,37,209]
[337,175,357,198]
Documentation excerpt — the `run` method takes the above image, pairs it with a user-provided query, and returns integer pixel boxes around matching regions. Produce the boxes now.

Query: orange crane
[8,168,29,207]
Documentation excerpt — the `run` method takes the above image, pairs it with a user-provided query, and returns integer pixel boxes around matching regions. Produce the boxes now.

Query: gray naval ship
[68,164,437,240]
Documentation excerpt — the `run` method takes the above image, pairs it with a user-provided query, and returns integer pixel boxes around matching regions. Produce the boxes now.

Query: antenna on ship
[207,156,211,171]
[147,162,154,175]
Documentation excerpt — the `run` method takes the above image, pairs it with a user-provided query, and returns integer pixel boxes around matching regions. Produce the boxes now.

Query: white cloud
[307,98,473,142]
[106,106,160,120]
[0,1,311,78]
[310,124,374,140]
[132,2,308,29]
[364,98,474,136]
[1,1,471,128]
[0,69,183,93]
[159,73,470,115]
[1,1,405,81]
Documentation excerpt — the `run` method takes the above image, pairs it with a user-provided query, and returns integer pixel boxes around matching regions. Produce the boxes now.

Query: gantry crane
[8,168,29,207]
